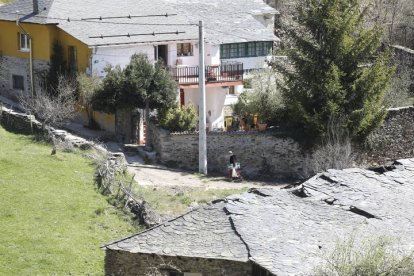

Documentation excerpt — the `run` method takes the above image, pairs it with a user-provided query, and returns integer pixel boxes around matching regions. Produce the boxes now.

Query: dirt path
[125,154,287,190]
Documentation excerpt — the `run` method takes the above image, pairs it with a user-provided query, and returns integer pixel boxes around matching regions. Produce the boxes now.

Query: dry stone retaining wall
[150,125,306,179]
[151,106,414,179]
[105,250,253,276]
[365,106,414,164]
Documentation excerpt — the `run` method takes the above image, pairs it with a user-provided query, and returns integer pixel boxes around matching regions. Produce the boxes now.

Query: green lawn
[0,127,138,275]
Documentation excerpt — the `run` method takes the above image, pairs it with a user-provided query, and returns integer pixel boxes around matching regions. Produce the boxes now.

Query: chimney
[33,0,39,14]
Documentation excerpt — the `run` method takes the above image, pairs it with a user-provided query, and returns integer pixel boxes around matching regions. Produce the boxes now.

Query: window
[221,44,230,59]
[220,42,273,59]
[256,42,268,56]
[12,74,24,90]
[19,33,30,51]
[177,43,193,56]
[247,42,256,57]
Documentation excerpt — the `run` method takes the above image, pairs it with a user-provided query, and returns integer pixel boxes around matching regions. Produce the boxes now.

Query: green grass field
[0,126,138,275]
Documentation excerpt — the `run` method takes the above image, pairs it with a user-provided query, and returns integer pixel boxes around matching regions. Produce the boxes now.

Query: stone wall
[392,45,414,94]
[0,56,49,99]
[364,106,414,164]
[0,104,46,136]
[150,124,306,179]
[105,250,253,276]
[151,106,414,179]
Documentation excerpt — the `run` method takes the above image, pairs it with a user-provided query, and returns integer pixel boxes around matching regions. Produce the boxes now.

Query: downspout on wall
[16,13,34,97]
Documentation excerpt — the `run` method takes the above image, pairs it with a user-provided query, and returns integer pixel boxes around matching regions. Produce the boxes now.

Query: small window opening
[177,43,193,56]
[19,33,30,51]
[12,74,24,90]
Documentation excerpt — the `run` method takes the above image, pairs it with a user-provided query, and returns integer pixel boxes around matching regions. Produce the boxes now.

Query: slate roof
[0,0,278,46]
[106,201,249,262]
[105,158,414,275]
[0,0,53,24]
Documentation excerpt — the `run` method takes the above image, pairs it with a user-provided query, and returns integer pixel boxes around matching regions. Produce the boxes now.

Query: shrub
[383,66,413,108]
[314,235,414,276]
[159,105,198,132]
[303,116,355,177]
[233,68,283,125]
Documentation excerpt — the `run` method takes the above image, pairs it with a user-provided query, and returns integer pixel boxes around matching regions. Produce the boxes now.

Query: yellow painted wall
[0,20,91,72]
[49,27,92,72]
[0,21,53,60]
[75,107,116,133]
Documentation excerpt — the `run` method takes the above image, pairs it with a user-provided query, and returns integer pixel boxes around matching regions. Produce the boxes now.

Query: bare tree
[20,76,76,128]
[303,116,355,178]
[19,75,77,154]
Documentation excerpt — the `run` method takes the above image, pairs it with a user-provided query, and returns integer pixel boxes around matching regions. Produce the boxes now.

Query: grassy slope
[0,127,138,275]
[137,185,248,215]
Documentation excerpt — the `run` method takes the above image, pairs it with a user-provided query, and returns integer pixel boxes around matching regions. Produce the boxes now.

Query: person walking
[228,151,237,180]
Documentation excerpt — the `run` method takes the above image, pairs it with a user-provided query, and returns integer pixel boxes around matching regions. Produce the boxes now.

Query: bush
[302,116,355,177]
[383,66,413,108]
[233,68,283,125]
[159,105,198,132]
[91,65,124,114]
[314,235,414,276]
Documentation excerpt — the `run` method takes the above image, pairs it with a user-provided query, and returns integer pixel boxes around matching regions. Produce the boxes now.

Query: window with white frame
[177,43,193,56]
[19,33,30,51]
[12,74,25,90]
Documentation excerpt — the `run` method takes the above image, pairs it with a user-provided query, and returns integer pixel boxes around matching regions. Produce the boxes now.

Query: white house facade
[0,0,279,133]
[85,0,279,130]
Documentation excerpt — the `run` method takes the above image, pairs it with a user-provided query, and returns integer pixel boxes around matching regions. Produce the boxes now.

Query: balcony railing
[167,63,243,85]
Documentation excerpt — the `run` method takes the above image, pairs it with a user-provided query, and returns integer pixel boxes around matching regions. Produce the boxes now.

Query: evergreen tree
[47,41,68,95]
[91,65,124,114]
[92,54,177,117]
[122,54,177,111]
[279,0,394,143]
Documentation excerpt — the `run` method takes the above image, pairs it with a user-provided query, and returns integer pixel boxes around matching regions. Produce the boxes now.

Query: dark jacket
[230,154,237,166]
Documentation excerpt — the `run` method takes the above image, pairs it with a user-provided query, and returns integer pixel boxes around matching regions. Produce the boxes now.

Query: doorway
[157,45,168,65]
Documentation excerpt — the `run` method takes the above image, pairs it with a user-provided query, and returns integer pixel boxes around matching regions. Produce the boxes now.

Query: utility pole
[198,20,207,175]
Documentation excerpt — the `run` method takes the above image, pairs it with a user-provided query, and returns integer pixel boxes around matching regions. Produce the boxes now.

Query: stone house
[0,0,279,142]
[103,158,414,275]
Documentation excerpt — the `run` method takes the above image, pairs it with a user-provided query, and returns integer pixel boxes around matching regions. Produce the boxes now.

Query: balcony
[167,62,243,86]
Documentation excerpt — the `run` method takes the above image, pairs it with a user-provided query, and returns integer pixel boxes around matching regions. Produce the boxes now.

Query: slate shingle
[0,0,278,46]
[104,158,414,275]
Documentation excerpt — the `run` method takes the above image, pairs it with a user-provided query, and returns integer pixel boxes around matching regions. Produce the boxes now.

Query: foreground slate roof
[105,158,414,275]
[0,0,278,46]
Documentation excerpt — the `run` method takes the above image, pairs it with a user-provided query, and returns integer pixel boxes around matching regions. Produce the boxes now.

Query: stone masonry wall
[0,56,49,100]
[151,106,414,179]
[105,250,253,276]
[150,124,306,179]
[392,45,414,94]
[364,106,414,164]
[0,104,46,136]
